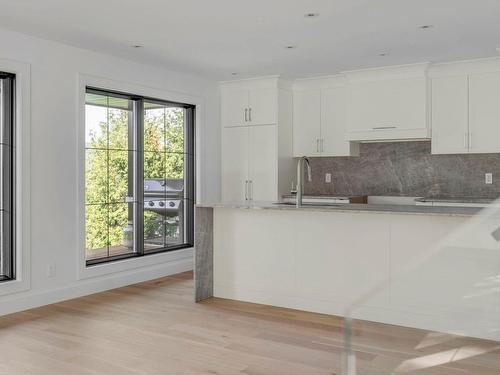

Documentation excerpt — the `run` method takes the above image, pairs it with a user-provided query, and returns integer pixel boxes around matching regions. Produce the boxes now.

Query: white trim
[0,59,31,296]
[0,255,192,317]
[76,74,201,280]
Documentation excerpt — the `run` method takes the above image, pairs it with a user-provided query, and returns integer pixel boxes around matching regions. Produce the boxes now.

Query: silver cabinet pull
[316,139,320,153]
[244,108,248,122]
[321,138,324,153]
[373,126,396,130]
[469,132,472,149]
[244,180,248,200]
[248,108,252,122]
[249,180,253,201]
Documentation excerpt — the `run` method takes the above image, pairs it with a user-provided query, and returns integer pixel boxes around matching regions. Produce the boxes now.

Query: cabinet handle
[248,108,252,122]
[463,133,468,149]
[321,138,324,153]
[469,132,472,149]
[316,139,320,153]
[373,126,397,130]
[244,180,248,200]
[249,180,253,201]
[244,108,248,122]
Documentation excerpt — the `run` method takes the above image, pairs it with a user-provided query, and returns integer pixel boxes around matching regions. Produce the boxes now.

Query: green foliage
[85,105,185,253]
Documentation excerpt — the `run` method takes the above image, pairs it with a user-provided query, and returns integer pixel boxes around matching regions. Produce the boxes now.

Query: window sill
[78,245,193,280]
[0,277,30,297]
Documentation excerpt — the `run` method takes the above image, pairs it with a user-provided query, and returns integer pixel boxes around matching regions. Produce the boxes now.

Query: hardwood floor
[0,272,499,375]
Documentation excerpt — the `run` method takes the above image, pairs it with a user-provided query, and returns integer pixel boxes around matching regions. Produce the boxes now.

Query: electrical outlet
[485,173,493,185]
[325,173,332,183]
[46,263,56,278]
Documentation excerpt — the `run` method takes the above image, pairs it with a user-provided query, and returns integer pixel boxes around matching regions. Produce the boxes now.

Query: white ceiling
[0,0,499,79]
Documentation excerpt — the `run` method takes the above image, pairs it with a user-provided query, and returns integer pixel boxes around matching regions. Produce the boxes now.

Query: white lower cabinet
[222,125,279,202]
[248,125,277,201]
[221,127,249,202]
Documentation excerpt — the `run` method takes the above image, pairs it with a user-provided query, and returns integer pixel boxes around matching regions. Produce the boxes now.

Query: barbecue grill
[143,178,184,247]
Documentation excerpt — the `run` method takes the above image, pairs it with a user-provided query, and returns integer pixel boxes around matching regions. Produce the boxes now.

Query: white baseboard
[0,257,193,317]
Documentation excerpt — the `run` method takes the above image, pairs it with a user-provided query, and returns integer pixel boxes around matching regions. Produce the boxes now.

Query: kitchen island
[195,201,500,341]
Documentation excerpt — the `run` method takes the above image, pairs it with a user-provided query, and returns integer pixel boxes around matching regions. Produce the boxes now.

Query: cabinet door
[389,78,427,131]
[431,76,469,154]
[321,87,352,156]
[221,88,249,127]
[248,125,277,201]
[348,81,386,132]
[222,127,248,201]
[469,72,500,153]
[293,90,321,157]
[248,88,277,125]
[348,78,428,139]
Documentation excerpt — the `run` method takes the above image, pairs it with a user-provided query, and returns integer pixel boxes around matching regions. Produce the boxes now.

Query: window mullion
[133,99,144,255]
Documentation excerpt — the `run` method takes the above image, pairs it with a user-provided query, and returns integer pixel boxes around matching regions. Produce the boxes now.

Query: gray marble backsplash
[304,141,500,198]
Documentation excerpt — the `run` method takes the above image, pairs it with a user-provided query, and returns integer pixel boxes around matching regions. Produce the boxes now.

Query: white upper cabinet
[431,76,469,154]
[345,64,430,141]
[221,83,277,127]
[469,71,500,153]
[248,88,278,125]
[321,87,356,156]
[221,88,249,127]
[293,89,321,156]
[430,59,500,154]
[293,78,357,157]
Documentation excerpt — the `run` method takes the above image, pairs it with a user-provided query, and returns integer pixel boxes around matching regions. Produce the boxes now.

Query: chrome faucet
[296,156,312,208]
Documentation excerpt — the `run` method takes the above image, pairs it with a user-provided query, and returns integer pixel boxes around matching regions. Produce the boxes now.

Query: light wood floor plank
[0,271,498,374]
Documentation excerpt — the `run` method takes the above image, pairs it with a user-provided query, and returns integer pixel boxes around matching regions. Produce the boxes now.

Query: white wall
[0,28,220,315]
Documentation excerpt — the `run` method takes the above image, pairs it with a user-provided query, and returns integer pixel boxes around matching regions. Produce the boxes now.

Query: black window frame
[84,87,195,266]
[0,72,15,281]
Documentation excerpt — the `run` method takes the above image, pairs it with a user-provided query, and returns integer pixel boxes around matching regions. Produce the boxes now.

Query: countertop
[196,201,485,217]
[416,196,497,204]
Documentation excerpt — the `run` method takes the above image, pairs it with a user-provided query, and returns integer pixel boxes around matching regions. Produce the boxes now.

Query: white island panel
[211,206,500,341]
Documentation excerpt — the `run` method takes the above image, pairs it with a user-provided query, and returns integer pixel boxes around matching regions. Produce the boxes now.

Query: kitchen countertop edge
[195,201,485,217]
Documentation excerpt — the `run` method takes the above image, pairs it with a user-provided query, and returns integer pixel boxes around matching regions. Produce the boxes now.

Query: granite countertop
[196,201,485,217]
[282,194,359,200]
[416,196,498,204]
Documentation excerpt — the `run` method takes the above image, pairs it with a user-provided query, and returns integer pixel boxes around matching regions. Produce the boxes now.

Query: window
[85,88,195,265]
[0,73,15,281]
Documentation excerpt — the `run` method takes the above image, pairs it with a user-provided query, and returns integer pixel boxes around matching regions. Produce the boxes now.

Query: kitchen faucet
[296,156,312,208]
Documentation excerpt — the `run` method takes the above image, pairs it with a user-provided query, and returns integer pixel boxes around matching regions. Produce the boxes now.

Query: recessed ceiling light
[304,13,319,18]
[131,45,143,48]
[418,25,434,30]
[285,45,297,49]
